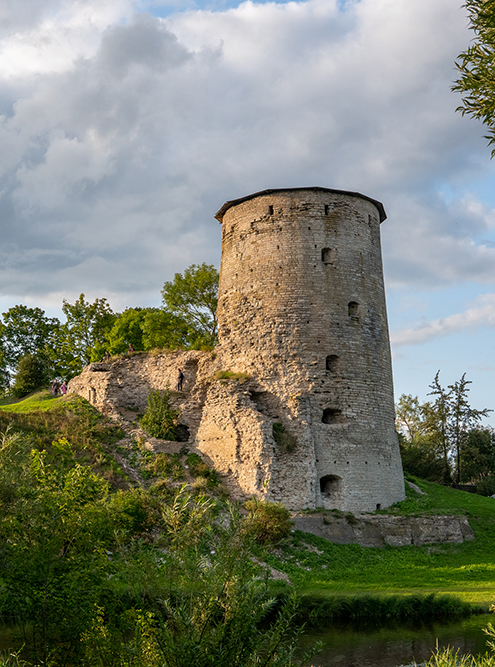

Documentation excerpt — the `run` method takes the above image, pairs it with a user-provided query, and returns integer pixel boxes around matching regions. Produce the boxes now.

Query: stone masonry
[202,187,405,511]
[69,186,406,512]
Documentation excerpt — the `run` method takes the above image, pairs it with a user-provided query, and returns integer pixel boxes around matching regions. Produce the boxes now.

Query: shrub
[148,453,184,480]
[186,452,220,487]
[477,475,495,497]
[400,439,448,483]
[140,389,178,440]
[244,498,293,545]
[213,370,251,382]
[272,422,297,453]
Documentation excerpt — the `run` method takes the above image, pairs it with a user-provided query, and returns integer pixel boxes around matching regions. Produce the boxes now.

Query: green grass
[0,393,126,486]
[0,391,61,413]
[213,370,251,382]
[266,477,495,608]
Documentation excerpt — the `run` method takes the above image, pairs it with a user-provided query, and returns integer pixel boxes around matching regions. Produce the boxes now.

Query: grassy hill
[2,391,495,612]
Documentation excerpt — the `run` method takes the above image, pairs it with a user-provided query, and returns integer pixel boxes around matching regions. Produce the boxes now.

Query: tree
[48,295,116,378]
[141,309,200,351]
[427,372,454,484]
[11,354,48,398]
[397,373,492,486]
[447,373,492,484]
[162,263,219,348]
[0,305,59,384]
[396,393,449,483]
[395,394,429,441]
[461,428,495,488]
[0,326,9,394]
[453,0,495,156]
[93,307,150,358]
[428,372,491,485]
[140,389,179,440]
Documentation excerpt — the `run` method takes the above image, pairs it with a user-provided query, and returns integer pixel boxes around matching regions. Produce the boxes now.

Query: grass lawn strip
[265,478,495,609]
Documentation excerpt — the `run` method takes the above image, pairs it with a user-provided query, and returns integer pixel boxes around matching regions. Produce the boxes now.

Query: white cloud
[0,0,493,307]
[391,293,495,347]
[0,0,135,77]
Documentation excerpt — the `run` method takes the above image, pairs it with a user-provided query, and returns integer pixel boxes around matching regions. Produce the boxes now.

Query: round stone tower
[198,187,404,512]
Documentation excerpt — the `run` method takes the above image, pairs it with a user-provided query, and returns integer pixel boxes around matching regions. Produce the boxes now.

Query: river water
[299,614,494,667]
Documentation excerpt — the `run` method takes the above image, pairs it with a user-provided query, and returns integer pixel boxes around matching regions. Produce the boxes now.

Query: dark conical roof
[214,186,387,223]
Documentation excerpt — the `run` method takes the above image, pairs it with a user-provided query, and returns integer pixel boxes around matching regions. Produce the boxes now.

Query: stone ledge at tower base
[293,514,475,547]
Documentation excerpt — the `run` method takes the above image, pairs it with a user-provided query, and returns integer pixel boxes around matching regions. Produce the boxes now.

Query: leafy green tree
[0,327,9,394]
[0,305,59,384]
[103,307,149,355]
[11,354,48,398]
[399,437,448,483]
[141,309,197,351]
[48,294,116,378]
[162,263,219,348]
[397,373,492,486]
[447,373,492,484]
[395,394,430,442]
[461,428,495,488]
[396,392,449,483]
[91,307,155,360]
[427,372,454,484]
[453,0,495,156]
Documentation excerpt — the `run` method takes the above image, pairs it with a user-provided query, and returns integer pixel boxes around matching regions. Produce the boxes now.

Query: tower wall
[198,187,404,512]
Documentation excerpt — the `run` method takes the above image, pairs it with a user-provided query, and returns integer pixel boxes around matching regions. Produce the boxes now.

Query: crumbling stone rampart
[293,513,475,548]
[67,350,210,434]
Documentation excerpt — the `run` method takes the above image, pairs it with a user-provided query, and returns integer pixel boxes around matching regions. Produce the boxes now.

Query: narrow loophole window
[325,204,330,215]
[348,301,359,318]
[326,355,339,372]
[322,248,334,264]
[268,205,274,215]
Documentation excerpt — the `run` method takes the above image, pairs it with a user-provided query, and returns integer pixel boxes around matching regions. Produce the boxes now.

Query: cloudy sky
[1,0,494,415]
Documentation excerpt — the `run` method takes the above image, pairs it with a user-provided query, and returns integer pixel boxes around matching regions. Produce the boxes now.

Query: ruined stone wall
[293,513,475,547]
[67,350,211,437]
[202,187,405,512]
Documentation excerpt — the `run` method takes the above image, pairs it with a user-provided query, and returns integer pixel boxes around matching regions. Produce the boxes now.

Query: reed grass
[425,647,495,667]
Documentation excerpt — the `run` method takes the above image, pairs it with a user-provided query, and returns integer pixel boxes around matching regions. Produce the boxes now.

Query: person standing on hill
[52,379,60,396]
[177,369,184,391]
[60,381,67,395]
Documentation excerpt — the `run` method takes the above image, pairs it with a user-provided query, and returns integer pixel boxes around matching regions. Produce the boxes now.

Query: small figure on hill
[128,343,135,353]
[52,379,60,397]
[103,350,110,362]
[60,381,67,395]
[177,368,184,391]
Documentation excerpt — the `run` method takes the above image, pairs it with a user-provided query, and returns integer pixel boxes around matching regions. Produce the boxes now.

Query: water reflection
[300,614,493,667]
